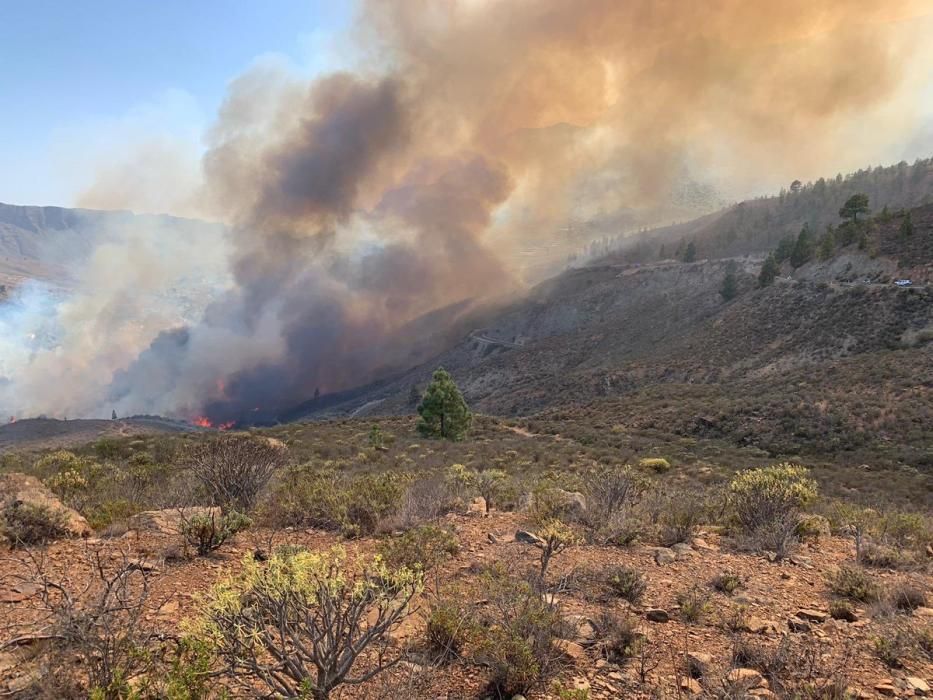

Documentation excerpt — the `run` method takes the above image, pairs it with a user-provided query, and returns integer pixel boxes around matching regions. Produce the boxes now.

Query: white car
[894,279,912,287]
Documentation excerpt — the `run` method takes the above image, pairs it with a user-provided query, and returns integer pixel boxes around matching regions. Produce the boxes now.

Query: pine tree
[682,241,697,263]
[759,253,779,288]
[774,236,795,264]
[819,226,835,261]
[790,224,814,268]
[417,368,472,440]
[839,193,870,224]
[720,262,739,301]
[900,211,913,238]
[111,409,117,420]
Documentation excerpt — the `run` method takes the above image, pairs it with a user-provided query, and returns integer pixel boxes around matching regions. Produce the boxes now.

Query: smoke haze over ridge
[3,0,933,421]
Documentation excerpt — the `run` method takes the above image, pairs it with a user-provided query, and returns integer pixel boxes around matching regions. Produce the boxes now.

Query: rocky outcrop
[0,473,90,538]
[128,507,221,535]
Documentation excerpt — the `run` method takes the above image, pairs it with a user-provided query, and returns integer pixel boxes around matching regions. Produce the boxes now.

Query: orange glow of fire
[191,416,236,430]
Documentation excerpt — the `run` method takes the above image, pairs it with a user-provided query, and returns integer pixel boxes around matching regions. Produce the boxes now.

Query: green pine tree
[759,253,779,288]
[819,226,836,261]
[682,241,697,263]
[417,368,472,440]
[839,193,870,224]
[774,236,795,264]
[790,224,814,268]
[900,211,913,238]
[720,263,739,301]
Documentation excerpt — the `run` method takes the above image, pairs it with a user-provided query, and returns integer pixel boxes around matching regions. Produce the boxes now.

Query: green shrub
[711,571,744,595]
[729,463,818,533]
[676,585,712,623]
[1,501,70,546]
[426,599,474,660]
[638,457,671,473]
[604,565,647,604]
[190,546,422,700]
[826,566,879,603]
[266,465,348,530]
[873,628,913,668]
[182,511,251,556]
[378,525,459,572]
[475,570,567,697]
[85,499,140,531]
[343,472,409,536]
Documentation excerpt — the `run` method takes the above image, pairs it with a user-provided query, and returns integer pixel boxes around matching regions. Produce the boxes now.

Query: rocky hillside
[294,206,933,478]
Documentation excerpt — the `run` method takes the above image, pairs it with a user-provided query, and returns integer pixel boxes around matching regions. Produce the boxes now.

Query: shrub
[594,611,643,663]
[658,492,705,546]
[378,524,459,572]
[603,565,647,604]
[1,501,70,546]
[191,546,422,700]
[186,434,287,512]
[887,583,926,612]
[476,569,567,697]
[676,585,712,623]
[826,566,879,603]
[873,627,913,668]
[581,465,645,543]
[182,511,251,556]
[917,626,933,660]
[728,463,817,555]
[537,519,580,579]
[426,599,474,660]
[638,457,671,473]
[343,471,409,536]
[828,599,858,622]
[266,465,348,530]
[729,463,818,533]
[711,571,744,595]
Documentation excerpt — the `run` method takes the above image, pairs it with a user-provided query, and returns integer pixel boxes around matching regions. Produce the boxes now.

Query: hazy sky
[0,0,352,207]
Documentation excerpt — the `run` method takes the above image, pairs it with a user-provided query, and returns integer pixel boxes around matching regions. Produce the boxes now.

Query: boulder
[563,614,598,645]
[680,677,703,695]
[466,496,487,516]
[671,542,695,558]
[787,617,811,633]
[727,668,764,687]
[905,677,929,695]
[515,530,545,547]
[0,473,90,538]
[128,507,221,535]
[741,617,779,635]
[554,639,586,662]
[685,651,713,677]
[795,609,829,623]
[654,547,677,565]
[646,608,670,623]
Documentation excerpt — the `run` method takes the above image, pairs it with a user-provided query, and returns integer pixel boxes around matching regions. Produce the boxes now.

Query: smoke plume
[2,0,931,421]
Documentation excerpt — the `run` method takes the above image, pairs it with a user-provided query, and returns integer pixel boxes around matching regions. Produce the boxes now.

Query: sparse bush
[475,568,567,697]
[603,565,647,604]
[917,626,933,660]
[186,434,287,512]
[581,465,645,543]
[343,471,409,536]
[191,546,422,700]
[887,582,926,612]
[265,464,348,530]
[594,611,643,663]
[873,627,913,668]
[658,491,705,546]
[426,599,474,661]
[858,541,911,569]
[828,599,858,622]
[676,585,712,623]
[378,524,459,572]
[711,571,744,595]
[827,566,879,603]
[1,501,70,546]
[182,510,251,556]
[537,519,580,579]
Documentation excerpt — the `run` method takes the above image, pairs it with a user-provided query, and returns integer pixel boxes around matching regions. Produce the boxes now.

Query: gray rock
[654,547,677,565]
[515,530,545,547]
[787,617,811,633]
[646,608,670,623]
[672,542,694,558]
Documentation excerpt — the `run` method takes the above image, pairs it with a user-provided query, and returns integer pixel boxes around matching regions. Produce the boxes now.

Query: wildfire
[191,416,236,430]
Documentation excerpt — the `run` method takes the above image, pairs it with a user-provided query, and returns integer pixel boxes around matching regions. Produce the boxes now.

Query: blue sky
[0,0,354,207]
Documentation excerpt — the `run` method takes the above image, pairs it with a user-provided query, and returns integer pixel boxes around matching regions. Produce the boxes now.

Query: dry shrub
[1,501,70,547]
[602,565,647,604]
[186,434,287,512]
[826,566,879,603]
[378,524,459,572]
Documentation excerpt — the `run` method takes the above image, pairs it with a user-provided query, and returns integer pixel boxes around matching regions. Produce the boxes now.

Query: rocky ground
[2,503,930,699]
